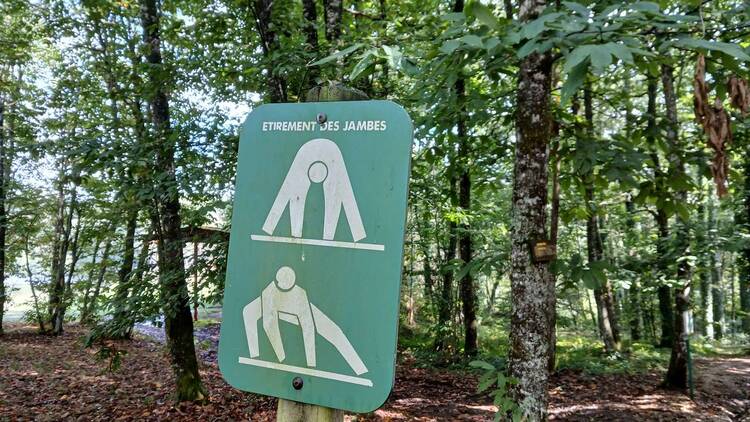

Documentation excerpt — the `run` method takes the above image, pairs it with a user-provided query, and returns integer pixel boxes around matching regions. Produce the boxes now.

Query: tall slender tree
[139,0,206,402]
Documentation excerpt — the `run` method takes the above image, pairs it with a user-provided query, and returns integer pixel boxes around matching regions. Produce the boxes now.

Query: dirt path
[2,323,748,421]
[548,357,750,421]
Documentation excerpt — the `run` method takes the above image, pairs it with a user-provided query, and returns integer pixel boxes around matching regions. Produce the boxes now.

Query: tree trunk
[80,236,101,322]
[435,179,458,353]
[741,140,750,334]
[302,0,319,92]
[582,85,620,352]
[140,0,206,403]
[110,210,138,338]
[0,98,5,335]
[508,0,555,416]
[82,237,113,324]
[450,7,478,356]
[61,212,82,324]
[647,73,675,348]
[50,172,77,335]
[252,0,287,102]
[625,200,643,341]
[323,0,343,42]
[662,62,691,389]
[24,236,46,332]
[708,199,724,339]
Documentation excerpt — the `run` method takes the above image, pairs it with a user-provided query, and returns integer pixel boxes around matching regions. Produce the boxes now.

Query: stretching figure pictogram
[242,266,368,376]
[262,138,366,242]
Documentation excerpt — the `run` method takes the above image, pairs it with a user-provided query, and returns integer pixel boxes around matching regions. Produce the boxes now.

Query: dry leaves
[693,54,732,198]
[728,75,750,116]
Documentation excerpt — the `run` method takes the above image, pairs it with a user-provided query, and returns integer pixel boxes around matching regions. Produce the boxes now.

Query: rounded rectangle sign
[218,100,413,413]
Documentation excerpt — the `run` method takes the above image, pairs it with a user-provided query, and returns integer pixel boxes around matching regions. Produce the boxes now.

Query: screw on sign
[218,98,413,419]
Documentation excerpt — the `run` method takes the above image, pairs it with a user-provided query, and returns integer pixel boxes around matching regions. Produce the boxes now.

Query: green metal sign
[218,101,412,413]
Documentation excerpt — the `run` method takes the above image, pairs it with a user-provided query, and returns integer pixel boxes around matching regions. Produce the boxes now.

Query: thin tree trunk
[110,210,138,338]
[450,7,478,356]
[82,237,113,324]
[302,0,319,93]
[662,62,691,389]
[323,0,343,42]
[50,171,77,335]
[435,178,458,353]
[60,212,82,324]
[0,98,5,335]
[508,0,555,416]
[24,234,45,332]
[140,0,206,402]
[742,140,750,334]
[80,236,102,322]
[252,0,287,102]
[708,198,724,339]
[582,85,620,352]
[645,74,676,348]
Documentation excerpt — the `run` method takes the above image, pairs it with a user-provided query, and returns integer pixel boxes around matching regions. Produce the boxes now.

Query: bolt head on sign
[218,101,413,413]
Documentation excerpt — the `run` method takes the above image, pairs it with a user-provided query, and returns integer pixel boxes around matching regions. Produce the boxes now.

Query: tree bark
[435,178,458,353]
[741,140,750,335]
[81,237,113,324]
[110,210,138,338]
[708,198,724,339]
[662,62,691,389]
[140,0,206,402]
[80,236,102,323]
[302,0,319,92]
[50,171,77,335]
[252,0,287,102]
[508,0,555,416]
[323,0,343,42]
[451,0,478,357]
[24,235,45,332]
[625,200,642,341]
[582,85,620,352]
[646,75,676,348]
[0,98,5,335]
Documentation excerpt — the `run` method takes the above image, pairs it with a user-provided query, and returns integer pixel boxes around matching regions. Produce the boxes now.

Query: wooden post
[277,400,344,422]
[275,81,369,422]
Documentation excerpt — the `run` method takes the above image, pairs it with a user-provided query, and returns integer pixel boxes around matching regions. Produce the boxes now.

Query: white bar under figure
[242,266,369,380]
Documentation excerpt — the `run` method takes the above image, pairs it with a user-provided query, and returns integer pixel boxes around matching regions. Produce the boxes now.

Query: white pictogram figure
[262,138,366,242]
[242,266,368,376]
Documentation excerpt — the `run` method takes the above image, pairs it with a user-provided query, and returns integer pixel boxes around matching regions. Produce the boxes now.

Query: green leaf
[563,45,593,73]
[629,2,660,13]
[674,38,750,62]
[561,60,588,105]
[440,39,461,54]
[517,40,539,58]
[469,360,495,370]
[589,45,613,72]
[606,42,634,64]
[350,50,376,80]
[310,43,364,66]
[563,1,590,16]
[460,34,484,49]
[467,1,499,29]
[582,270,600,290]
[478,372,496,392]
[520,12,563,39]
[382,45,403,68]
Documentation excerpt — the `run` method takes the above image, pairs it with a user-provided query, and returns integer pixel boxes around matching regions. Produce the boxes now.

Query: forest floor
[0,322,748,421]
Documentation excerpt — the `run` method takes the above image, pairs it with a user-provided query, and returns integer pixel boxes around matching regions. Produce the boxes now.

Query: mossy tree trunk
[508,0,555,417]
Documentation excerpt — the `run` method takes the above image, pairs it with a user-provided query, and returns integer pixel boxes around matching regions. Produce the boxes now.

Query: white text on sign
[262,120,387,132]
